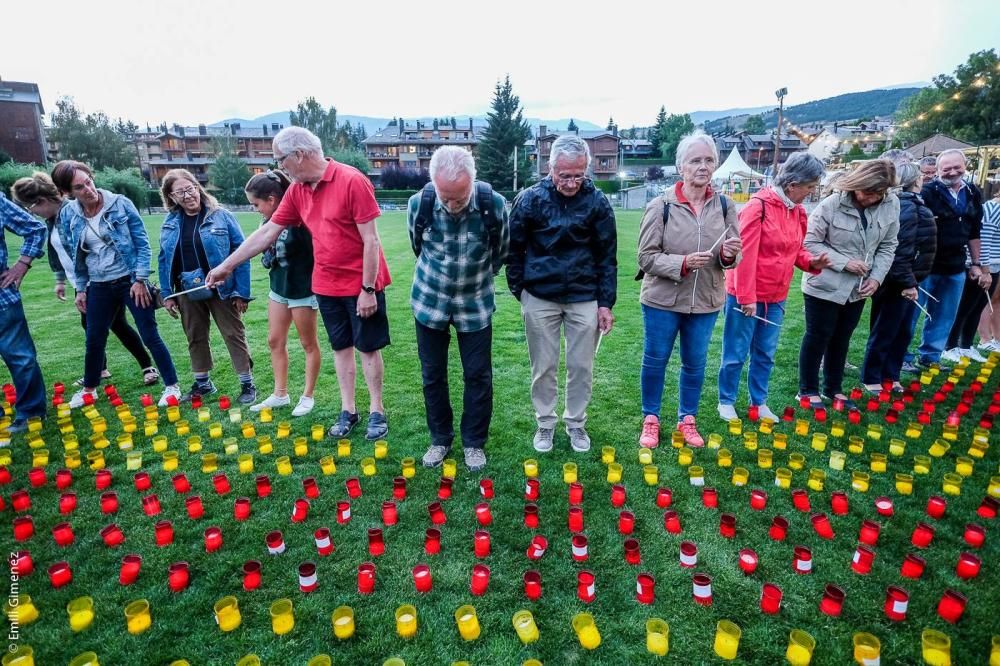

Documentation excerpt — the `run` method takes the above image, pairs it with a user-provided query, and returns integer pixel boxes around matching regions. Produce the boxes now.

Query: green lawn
[2,210,998,665]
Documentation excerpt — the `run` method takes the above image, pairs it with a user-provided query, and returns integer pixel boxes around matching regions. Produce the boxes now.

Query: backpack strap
[635,201,671,281]
[476,181,500,249]
[719,194,729,221]
[412,182,437,256]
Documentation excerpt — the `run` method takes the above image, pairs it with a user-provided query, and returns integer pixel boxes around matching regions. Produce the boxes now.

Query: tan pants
[521,290,598,429]
[177,295,252,375]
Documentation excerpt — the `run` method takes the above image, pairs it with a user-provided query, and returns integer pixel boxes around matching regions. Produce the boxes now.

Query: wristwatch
[361,284,376,295]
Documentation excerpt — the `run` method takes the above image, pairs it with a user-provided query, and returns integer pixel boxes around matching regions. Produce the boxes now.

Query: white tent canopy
[713,147,766,181]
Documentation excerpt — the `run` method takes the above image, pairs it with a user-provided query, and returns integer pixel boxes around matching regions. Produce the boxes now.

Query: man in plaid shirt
[0,192,48,434]
[408,146,509,472]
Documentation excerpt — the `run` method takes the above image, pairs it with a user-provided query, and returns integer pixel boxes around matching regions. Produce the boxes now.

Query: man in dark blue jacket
[507,134,617,454]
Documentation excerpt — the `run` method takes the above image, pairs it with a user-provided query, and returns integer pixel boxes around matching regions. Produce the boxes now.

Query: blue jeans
[84,277,178,388]
[718,294,785,406]
[904,272,965,364]
[0,300,46,421]
[640,303,719,419]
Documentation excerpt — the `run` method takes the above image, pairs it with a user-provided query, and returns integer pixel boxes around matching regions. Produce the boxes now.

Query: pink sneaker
[639,415,660,448]
[677,415,705,447]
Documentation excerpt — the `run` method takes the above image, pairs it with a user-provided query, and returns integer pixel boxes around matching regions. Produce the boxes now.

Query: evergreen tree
[49,97,135,170]
[451,117,457,129]
[607,116,615,131]
[648,106,669,156]
[209,137,252,205]
[743,114,766,134]
[567,118,579,132]
[289,97,339,152]
[477,75,533,190]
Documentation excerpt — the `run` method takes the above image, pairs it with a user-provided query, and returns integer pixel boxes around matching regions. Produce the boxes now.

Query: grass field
[1,210,998,665]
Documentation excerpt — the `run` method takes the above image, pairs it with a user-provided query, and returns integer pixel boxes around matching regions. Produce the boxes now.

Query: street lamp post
[773,87,787,175]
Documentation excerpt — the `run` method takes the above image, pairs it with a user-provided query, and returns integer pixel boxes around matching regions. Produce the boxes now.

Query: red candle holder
[783,406,795,421]
[393,476,407,500]
[636,573,655,604]
[382,501,398,526]
[48,561,72,588]
[428,501,446,525]
[884,586,909,621]
[315,527,334,556]
[336,501,352,525]
[820,583,845,616]
[204,526,222,552]
[524,503,539,529]
[413,564,432,593]
[140,393,154,408]
[955,552,980,580]
[750,489,767,511]
[28,467,46,488]
[266,530,285,555]
[470,563,490,596]
[82,392,96,406]
[945,410,960,426]
[831,491,849,516]
[165,393,179,407]
[859,520,881,546]
[702,487,719,508]
[815,407,828,422]
[190,394,202,409]
[760,582,782,614]
[52,521,74,546]
[473,529,490,558]
[793,546,813,574]
[738,548,758,574]
[572,534,589,562]
[13,515,34,541]
[568,506,584,533]
[918,411,932,425]
[811,513,834,540]
[424,528,441,555]
[438,477,453,500]
[119,554,142,585]
[692,573,712,605]
[134,472,151,492]
[911,522,935,548]
[832,396,846,411]
[892,398,905,411]
[475,502,493,526]
[172,474,191,494]
[291,497,309,523]
[963,523,985,548]
[719,513,736,538]
[866,398,879,412]
[849,387,863,401]
[523,570,542,600]
[769,516,788,541]
[11,490,30,512]
[168,561,189,592]
[368,527,385,556]
[875,496,894,517]
[926,496,947,519]
[298,562,317,593]
[233,497,251,521]
[219,395,231,410]
[524,478,539,501]
[256,475,272,498]
[852,545,875,575]
[479,478,494,499]
[885,409,899,424]
[624,537,641,565]
[103,384,116,396]
[93,466,113,491]
[937,589,967,623]
[12,551,32,576]
[243,560,261,590]
[656,487,672,508]
[0,466,11,485]
[526,534,548,560]
[664,510,682,534]
[141,494,161,517]
[100,524,124,548]
[53,381,65,395]
[303,477,319,499]
[611,484,627,507]
[848,408,861,425]
[900,553,926,578]
[978,496,999,519]
[59,492,77,515]
[792,489,811,513]
[577,570,596,603]
[346,477,362,499]
[799,396,811,409]
[568,482,583,505]
[185,495,204,520]
[956,402,970,416]
[618,510,635,535]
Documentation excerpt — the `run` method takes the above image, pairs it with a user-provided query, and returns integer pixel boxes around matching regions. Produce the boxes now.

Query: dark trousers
[799,294,866,396]
[862,285,917,384]
[81,309,152,373]
[947,272,1000,349]
[0,300,46,420]
[415,320,493,449]
[84,278,178,388]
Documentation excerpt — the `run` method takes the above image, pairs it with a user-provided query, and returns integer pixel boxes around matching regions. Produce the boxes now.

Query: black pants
[862,284,917,384]
[81,309,152,373]
[799,294,866,396]
[415,320,493,449]
[947,272,1000,349]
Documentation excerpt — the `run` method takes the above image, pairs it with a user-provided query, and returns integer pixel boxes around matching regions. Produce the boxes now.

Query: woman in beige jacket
[637,131,742,448]
[797,159,899,408]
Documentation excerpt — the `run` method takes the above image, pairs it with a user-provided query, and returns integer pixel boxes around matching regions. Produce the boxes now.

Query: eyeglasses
[171,187,197,200]
[275,151,296,166]
[554,174,586,184]
[26,201,39,211]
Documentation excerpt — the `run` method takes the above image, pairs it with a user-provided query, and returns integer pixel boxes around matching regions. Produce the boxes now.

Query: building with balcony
[137,122,285,184]
[535,126,621,180]
[713,132,808,172]
[0,80,47,164]
[363,119,484,183]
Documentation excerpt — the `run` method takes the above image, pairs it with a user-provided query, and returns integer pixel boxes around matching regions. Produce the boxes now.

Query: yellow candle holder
[166,406,181,423]
[270,598,294,636]
[929,439,950,457]
[396,604,418,639]
[320,456,336,476]
[714,619,741,661]
[955,456,974,477]
[332,606,355,640]
[795,419,809,436]
[201,453,218,474]
[905,422,923,439]
[708,433,723,449]
[563,462,578,484]
[811,433,827,452]
[743,432,758,451]
[807,468,826,492]
[830,421,845,438]
[942,424,958,442]
[31,450,49,467]
[58,418,75,436]
[572,612,601,650]
[889,438,906,457]
[942,472,962,496]
[276,456,293,476]
[259,407,273,423]
[772,432,788,450]
[2,646,34,666]
[867,424,883,441]
[116,433,133,450]
[759,418,774,435]
[510,610,539,645]
[67,596,94,632]
[241,423,256,439]
[991,635,999,665]
[307,657,331,666]
[92,418,108,434]
[402,458,416,478]
[774,467,792,489]
[443,459,458,479]
[677,447,693,466]
[646,618,669,656]
[162,451,178,472]
[688,465,705,486]
[5,594,39,625]
[175,420,190,437]
[337,439,352,458]
[257,435,273,455]
[374,440,389,459]
[64,450,81,469]
[731,466,749,486]
[717,449,733,467]
[294,437,309,457]
[728,418,743,435]
[214,596,241,632]
[638,448,654,465]
[895,473,914,495]
[990,476,1000,498]
[150,435,167,452]
[606,462,623,483]
[224,439,240,456]
[187,435,201,452]
[68,652,99,666]
[671,431,685,449]
[27,432,43,449]
[89,433,109,449]
[238,454,254,474]
[125,599,151,635]
[643,464,659,486]
[197,408,210,423]
[788,453,806,470]
[969,440,989,460]
[87,450,105,470]
[786,629,816,666]
[600,446,615,464]
[523,459,538,478]
[848,436,864,455]
[870,453,887,473]
[455,605,481,641]
[361,457,377,477]
[235,657,259,666]
[143,421,158,437]
[310,424,323,441]
[921,628,951,666]
[209,423,223,439]
[973,428,990,446]
[276,422,291,439]
[913,455,932,475]
[852,470,870,493]
[122,417,137,434]
[757,449,773,469]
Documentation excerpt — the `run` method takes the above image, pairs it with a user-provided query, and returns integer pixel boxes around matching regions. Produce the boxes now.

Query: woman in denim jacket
[158,168,256,404]
[51,160,181,407]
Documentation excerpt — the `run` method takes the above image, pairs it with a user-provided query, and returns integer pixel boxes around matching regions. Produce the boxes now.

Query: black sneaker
[180,379,218,402]
[238,382,258,405]
[366,412,388,440]
[327,410,359,437]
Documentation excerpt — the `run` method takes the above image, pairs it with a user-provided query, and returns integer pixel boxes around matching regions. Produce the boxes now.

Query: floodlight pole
[773,87,787,175]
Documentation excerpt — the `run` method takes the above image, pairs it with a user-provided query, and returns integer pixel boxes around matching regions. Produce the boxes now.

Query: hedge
[0,162,148,209]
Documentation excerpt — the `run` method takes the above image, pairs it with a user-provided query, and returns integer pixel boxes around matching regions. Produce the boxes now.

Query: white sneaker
[291,396,315,417]
[977,339,997,351]
[757,404,779,422]
[158,385,182,407]
[69,389,97,408]
[964,347,987,362]
[940,348,962,363]
[250,394,291,412]
[717,403,738,421]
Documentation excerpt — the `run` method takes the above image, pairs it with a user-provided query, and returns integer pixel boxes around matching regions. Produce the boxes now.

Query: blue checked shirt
[0,193,46,309]
[407,186,509,332]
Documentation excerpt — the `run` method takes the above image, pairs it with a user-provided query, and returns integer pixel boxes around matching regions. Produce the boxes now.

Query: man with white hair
[508,134,618,454]
[206,126,392,440]
[409,146,509,472]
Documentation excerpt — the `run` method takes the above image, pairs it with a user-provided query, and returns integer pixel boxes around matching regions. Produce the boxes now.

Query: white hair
[429,146,476,183]
[273,126,324,158]
[936,149,967,165]
[549,134,591,170]
[675,130,719,167]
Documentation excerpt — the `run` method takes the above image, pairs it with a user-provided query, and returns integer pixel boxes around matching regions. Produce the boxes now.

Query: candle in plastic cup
[717,449,733,467]
[646,618,669,656]
[512,610,539,645]
[638,448,653,465]
[714,619,741,660]
[643,464,658,485]
[572,612,601,650]
[374,440,389,459]
[852,632,880,665]
[125,599,151,635]
[401,457,416,478]
[442,458,457,479]
[606,462,622,483]
[270,598,294,635]
[337,439,351,458]
[67,652,98,666]
[67,596,94,632]
[601,446,615,464]
[235,657,259,666]
[214,596,241,632]
[455,605,480,641]
[332,606,355,639]
[1,646,34,666]
[306,657,332,666]
[921,628,951,666]
[395,604,418,639]
[523,459,538,478]
[563,462,578,484]
[5,595,38,625]
[990,635,999,666]
[786,629,816,665]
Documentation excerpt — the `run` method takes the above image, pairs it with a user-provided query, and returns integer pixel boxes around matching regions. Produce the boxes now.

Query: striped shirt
[0,193,46,309]
[982,200,1000,272]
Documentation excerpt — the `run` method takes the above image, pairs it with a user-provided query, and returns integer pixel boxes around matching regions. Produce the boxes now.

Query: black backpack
[634,195,728,280]
[412,181,501,261]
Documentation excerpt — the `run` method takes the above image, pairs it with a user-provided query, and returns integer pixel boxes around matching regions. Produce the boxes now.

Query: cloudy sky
[4,0,997,128]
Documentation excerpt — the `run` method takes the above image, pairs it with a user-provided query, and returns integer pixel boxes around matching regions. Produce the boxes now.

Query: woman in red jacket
[717,153,830,422]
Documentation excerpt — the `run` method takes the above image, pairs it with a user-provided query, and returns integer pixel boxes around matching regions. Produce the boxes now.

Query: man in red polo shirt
[206,127,392,440]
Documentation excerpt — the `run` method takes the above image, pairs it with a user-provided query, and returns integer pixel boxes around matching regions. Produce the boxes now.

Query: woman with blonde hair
[797,159,899,408]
